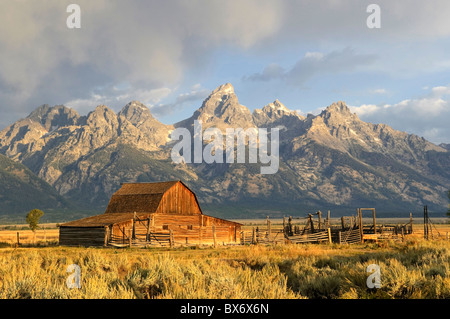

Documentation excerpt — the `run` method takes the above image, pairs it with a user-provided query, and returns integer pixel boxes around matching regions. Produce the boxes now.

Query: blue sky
[1,0,450,144]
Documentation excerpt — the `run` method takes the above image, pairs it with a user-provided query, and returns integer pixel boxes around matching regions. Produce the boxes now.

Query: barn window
[187,225,193,230]
[162,225,168,230]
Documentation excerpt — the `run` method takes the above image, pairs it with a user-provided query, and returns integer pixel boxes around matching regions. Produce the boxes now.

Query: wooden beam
[317,211,322,230]
[104,227,109,246]
[372,208,376,234]
[132,212,136,239]
[128,229,132,247]
[308,214,314,233]
[146,217,151,241]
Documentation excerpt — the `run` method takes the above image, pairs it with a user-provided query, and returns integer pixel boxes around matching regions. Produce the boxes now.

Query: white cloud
[0,0,282,127]
[65,87,172,115]
[150,84,210,117]
[244,48,377,85]
[350,85,450,143]
[370,88,388,95]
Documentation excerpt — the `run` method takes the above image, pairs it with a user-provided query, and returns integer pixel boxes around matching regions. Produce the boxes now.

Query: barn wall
[59,227,106,247]
[151,213,240,244]
[59,215,240,247]
[156,182,202,215]
[109,220,133,238]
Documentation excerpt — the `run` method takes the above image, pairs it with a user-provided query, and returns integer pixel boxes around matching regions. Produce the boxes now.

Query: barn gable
[104,180,202,215]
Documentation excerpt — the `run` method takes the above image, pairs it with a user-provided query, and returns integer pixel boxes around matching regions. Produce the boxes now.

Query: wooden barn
[59,181,241,247]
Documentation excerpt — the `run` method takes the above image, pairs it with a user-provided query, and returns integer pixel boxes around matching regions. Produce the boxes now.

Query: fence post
[17,232,20,247]
[327,228,332,244]
[242,231,245,245]
[132,212,136,239]
[309,214,314,233]
[358,208,363,242]
[128,229,132,247]
[104,227,109,246]
[318,211,322,230]
[146,217,151,241]
[212,225,217,248]
[169,230,173,248]
[252,227,256,244]
[338,231,342,245]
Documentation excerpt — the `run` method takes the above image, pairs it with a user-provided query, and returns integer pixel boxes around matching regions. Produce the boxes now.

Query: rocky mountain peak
[199,83,241,115]
[261,99,292,116]
[178,83,254,129]
[211,82,234,95]
[322,101,353,116]
[318,101,359,126]
[329,100,350,111]
[85,105,119,128]
[26,104,80,131]
[118,101,154,126]
[265,99,287,111]
[253,99,304,128]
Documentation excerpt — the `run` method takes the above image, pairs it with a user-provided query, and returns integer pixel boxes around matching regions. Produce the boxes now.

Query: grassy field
[0,219,449,299]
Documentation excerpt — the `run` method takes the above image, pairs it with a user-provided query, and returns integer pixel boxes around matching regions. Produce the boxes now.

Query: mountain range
[0,83,449,220]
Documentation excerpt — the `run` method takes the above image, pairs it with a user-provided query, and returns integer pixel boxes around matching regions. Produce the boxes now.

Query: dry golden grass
[0,218,448,299]
[0,228,59,246]
[0,235,449,299]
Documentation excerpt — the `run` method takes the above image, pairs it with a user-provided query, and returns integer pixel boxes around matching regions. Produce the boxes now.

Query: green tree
[26,209,44,232]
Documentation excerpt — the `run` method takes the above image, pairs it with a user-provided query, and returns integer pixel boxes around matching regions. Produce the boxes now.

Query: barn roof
[114,181,179,195]
[104,180,202,214]
[59,212,150,227]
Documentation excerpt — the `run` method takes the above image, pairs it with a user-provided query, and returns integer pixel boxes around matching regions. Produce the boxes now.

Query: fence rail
[338,228,362,244]
[287,229,331,244]
[108,231,172,247]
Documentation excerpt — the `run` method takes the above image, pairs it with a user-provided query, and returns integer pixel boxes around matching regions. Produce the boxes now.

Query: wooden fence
[240,228,286,245]
[108,231,172,248]
[337,228,362,244]
[287,228,332,244]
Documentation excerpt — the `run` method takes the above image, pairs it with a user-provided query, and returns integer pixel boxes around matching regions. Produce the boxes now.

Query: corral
[241,208,416,245]
[59,181,242,247]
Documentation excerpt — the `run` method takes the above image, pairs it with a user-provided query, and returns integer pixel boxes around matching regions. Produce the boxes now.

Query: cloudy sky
[1,0,450,144]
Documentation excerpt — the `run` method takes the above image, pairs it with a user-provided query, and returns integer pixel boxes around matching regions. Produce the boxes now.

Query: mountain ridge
[0,83,449,219]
